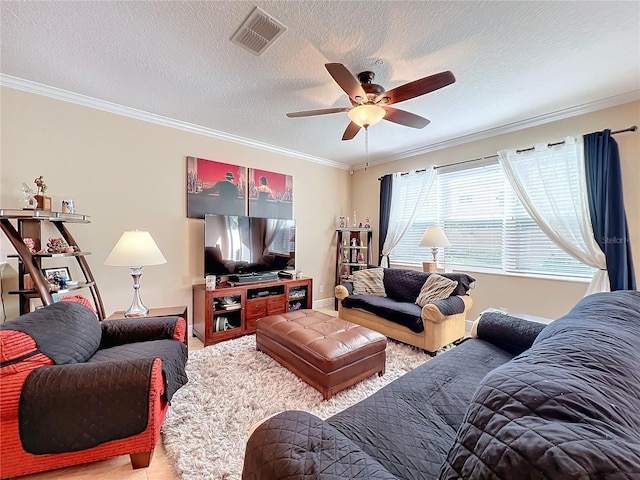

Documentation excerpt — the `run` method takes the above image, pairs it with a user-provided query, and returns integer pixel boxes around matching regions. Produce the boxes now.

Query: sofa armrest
[242,410,397,479]
[19,358,162,454]
[475,311,547,355]
[100,316,186,348]
[421,295,472,324]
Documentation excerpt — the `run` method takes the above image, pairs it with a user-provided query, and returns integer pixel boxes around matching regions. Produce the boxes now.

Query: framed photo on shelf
[42,266,71,281]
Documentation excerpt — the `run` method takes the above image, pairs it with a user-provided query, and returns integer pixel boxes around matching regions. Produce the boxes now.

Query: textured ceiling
[1,1,639,168]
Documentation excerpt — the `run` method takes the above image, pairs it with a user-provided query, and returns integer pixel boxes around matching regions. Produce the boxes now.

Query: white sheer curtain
[498,136,608,294]
[263,218,286,254]
[380,167,437,267]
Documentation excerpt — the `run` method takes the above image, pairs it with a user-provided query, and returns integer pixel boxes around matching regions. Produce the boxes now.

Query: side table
[106,305,189,348]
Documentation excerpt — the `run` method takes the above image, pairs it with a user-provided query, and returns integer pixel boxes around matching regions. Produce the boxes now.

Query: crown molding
[0,74,351,170]
[354,90,640,170]
[3,74,636,173]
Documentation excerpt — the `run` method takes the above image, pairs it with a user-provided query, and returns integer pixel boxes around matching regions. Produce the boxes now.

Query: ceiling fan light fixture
[348,104,386,128]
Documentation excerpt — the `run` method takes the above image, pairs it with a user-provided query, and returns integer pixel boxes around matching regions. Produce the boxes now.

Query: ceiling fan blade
[286,107,350,118]
[376,71,455,105]
[342,121,361,140]
[383,107,430,129]
[325,63,368,102]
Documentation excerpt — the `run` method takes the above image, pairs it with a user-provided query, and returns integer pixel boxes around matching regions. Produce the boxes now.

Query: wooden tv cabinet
[192,277,313,346]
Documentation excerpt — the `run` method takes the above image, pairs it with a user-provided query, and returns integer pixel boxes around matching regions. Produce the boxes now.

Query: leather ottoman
[256,309,387,400]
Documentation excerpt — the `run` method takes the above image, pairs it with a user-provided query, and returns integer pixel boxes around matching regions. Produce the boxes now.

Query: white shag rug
[162,334,432,480]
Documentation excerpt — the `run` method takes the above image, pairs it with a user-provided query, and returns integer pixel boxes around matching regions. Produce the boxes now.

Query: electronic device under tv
[204,214,296,279]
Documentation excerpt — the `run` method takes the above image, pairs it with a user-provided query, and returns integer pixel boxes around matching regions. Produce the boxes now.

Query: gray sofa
[336,268,475,352]
[243,290,640,479]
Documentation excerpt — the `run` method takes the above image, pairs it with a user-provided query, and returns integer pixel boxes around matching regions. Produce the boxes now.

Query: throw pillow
[415,273,458,307]
[352,268,386,297]
[383,269,430,303]
[440,273,476,296]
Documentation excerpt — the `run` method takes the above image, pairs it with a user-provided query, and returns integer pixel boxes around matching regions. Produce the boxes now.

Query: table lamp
[105,230,166,317]
[419,226,451,273]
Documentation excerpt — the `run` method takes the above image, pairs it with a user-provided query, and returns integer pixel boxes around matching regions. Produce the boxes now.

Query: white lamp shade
[104,230,167,267]
[419,226,451,248]
[347,104,386,127]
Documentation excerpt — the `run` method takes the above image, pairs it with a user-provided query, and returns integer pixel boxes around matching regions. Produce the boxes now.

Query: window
[389,160,595,278]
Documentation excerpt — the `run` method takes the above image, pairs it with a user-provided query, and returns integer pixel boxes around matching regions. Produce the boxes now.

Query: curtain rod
[378,125,638,179]
[514,125,637,154]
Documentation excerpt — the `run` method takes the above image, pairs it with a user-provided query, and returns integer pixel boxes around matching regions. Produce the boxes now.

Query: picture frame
[247,168,293,219]
[186,156,247,218]
[42,266,71,281]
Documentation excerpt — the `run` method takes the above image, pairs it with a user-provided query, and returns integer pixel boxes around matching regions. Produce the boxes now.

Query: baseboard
[313,297,334,309]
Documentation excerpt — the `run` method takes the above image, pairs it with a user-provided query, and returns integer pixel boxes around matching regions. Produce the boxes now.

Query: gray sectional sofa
[243,290,640,479]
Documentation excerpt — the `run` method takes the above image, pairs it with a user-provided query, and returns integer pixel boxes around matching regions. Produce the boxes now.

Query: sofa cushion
[383,269,476,302]
[0,302,101,365]
[440,273,476,296]
[327,337,515,480]
[352,268,386,296]
[440,290,640,479]
[341,294,425,333]
[383,269,430,302]
[415,273,458,307]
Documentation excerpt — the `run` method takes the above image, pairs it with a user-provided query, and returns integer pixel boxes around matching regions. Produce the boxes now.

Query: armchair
[0,301,188,478]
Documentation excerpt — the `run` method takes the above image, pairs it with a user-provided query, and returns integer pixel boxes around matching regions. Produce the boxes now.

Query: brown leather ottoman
[256,309,387,400]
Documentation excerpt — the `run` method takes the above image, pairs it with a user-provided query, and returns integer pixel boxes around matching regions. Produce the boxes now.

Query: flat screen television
[204,214,296,276]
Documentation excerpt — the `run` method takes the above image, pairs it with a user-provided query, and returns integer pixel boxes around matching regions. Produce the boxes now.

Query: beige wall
[1,87,350,320]
[352,101,640,319]
[2,88,638,323]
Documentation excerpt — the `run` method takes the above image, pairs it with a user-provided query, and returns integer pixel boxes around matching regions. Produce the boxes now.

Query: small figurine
[33,176,51,210]
[357,252,365,263]
[45,237,71,254]
[34,176,47,195]
[23,237,36,254]
[364,216,371,228]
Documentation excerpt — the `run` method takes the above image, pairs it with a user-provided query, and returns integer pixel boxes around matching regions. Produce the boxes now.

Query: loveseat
[0,301,189,478]
[336,268,475,352]
[243,290,640,479]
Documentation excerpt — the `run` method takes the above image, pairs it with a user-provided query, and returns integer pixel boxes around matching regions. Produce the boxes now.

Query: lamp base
[124,308,148,318]
[422,261,437,273]
[124,266,149,317]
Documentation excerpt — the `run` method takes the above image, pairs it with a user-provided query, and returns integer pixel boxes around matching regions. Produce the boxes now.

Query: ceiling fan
[286,63,455,140]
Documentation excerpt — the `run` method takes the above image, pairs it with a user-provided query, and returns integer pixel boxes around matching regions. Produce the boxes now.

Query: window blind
[389,159,596,278]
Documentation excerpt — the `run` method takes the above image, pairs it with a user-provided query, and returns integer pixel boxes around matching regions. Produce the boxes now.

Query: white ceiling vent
[231,7,287,56]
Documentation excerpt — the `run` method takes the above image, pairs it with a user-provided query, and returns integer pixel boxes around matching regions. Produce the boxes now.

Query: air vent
[231,7,287,56]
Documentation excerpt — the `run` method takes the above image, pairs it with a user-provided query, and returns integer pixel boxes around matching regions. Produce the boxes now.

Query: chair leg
[130,450,154,469]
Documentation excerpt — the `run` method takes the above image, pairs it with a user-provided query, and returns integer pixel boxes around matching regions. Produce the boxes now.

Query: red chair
[0,301,188,478]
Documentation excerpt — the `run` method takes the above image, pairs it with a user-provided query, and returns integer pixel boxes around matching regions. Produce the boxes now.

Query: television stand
[192,276,313,346]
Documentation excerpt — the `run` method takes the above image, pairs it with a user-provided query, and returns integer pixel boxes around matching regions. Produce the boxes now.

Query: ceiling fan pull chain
[365,126,369,172]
